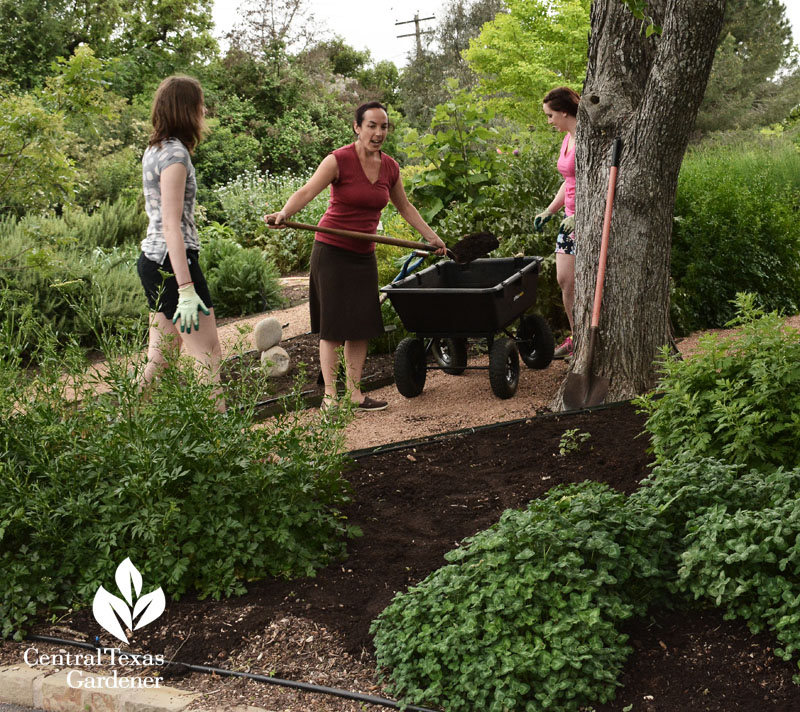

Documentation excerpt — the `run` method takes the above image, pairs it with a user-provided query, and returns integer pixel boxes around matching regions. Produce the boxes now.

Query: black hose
[25,634,441,712]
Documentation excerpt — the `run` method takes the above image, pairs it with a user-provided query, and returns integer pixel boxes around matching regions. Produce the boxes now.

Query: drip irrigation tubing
[347,398,634,459]
[24,634,442,712]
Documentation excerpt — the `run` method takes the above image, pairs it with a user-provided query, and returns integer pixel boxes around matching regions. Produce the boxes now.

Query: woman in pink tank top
[533,86,580,360]
[265,102,446,412]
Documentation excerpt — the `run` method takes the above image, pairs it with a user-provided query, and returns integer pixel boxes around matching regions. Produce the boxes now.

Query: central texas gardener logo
[92,558,166,644]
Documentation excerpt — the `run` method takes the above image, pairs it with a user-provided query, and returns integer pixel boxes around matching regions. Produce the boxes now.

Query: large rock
[261,346,290,377]
[254,317,282,352]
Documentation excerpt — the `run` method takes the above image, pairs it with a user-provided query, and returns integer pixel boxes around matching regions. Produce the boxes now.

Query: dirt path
[224,276,800,452]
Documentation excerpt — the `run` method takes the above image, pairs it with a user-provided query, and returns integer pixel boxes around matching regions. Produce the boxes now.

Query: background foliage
[670,138,800,333]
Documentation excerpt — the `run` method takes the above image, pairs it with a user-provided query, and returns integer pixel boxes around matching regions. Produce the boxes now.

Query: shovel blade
[563,372,609,410]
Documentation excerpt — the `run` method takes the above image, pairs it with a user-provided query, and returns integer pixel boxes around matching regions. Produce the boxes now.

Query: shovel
[271,219,498,264]
[563,137,622,410]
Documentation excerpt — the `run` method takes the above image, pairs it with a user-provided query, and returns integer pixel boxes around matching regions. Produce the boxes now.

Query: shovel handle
[591,138,622,328]
[273,219,440,253]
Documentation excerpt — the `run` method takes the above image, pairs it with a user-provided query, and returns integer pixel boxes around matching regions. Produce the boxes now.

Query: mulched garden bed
[12,402,800,711]
[222,333,394,413]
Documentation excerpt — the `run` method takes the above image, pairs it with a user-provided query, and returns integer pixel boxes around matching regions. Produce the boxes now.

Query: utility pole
[395,12,436,57]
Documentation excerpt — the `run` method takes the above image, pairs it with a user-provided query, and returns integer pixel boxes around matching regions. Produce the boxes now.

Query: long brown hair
[543,87,581,117]
[148,75,208,153]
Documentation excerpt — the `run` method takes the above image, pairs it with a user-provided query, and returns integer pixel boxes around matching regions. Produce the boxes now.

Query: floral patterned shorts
[555,230,576,256]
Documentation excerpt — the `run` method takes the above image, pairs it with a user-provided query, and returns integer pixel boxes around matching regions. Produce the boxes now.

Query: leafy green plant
[371,482,669,712]
[0,308,356,640]
[558,428,591,456]
[631,456,800,676]
[402,81,506,223]
[199,225,285,317]
[637,293,800,472]
[214,168,328,272]
[0,216,145,353]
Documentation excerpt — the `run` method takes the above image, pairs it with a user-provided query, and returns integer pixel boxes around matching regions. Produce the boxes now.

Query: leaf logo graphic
[92,558,166,643]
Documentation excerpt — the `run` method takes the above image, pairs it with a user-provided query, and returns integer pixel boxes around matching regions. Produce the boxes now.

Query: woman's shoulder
[380,151,399,168]
[381,151,400,182]
[146,138,191,163]
[332,143,356,158]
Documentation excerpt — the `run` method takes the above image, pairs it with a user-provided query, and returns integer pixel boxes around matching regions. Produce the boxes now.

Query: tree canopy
[465,0,590,124]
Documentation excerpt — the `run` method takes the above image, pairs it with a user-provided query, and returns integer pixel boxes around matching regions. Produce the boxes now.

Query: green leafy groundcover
[371,298,800,710]
[631,457,800,667]
[371,482,670,712]
[0,321,358,640]
[638,293,800,472]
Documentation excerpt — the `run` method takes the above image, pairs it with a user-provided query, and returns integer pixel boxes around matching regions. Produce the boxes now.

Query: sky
[211,1,444,66]
[211,1,800,68]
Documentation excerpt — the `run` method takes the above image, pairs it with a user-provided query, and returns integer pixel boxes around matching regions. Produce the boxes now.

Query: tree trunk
[554,0,726,407]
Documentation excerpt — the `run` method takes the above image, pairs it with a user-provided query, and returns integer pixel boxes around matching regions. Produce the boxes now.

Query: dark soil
[451,231,499,263]
[19,402,800,711]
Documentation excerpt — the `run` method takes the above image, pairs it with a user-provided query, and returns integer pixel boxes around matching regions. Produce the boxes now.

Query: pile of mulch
[7,402,799,711]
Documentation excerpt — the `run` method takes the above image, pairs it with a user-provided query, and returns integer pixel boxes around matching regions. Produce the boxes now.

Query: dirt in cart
[8,402,800,712]
[450,230,499,263]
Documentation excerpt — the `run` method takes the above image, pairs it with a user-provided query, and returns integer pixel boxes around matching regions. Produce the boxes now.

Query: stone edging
[0,664,268,712]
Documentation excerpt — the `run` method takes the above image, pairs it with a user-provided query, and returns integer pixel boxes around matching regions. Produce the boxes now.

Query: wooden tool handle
[277,219,438,253]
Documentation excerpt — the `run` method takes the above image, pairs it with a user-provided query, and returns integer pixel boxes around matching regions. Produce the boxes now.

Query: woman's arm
[389,178,446,254]
[547,181,567,215]
[546,182,567,215]
[265,154,339,225]
[160,162,191,285]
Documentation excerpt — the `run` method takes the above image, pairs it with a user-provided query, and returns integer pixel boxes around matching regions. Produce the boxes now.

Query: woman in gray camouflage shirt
[137,75,224,410]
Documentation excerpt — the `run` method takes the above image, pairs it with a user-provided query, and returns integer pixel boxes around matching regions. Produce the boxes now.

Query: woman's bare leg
[179,308,225,411]
[343,339,369,403]
[141,311,181,388]
[556,253,576,332]
[319,338,344,406]
[141,309,225,411]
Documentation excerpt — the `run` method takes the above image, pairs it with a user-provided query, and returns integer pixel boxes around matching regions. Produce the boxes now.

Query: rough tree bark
[554,0,726,407]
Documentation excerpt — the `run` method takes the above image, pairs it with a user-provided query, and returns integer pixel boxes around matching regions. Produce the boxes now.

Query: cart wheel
[489,337,520,399]
[394,337,427,398]
[432,338,468,375]
[516,314,555,369]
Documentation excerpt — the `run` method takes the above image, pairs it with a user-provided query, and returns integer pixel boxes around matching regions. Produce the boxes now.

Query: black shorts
[137,250,213,320]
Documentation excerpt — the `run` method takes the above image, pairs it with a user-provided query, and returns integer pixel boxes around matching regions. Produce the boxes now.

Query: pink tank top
[315,144,400,254]
[557,133,576,217]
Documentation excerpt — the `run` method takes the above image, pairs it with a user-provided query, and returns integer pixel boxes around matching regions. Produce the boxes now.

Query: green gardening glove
[172,283,210,334]
[533,210,554,233]
[559,214,575,235]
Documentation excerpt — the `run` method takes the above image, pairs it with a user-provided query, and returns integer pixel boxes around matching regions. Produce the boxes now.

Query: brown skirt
[309,241,384,341]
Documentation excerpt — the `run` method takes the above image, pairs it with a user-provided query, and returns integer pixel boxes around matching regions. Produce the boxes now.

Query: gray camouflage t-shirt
[140,138,201,264]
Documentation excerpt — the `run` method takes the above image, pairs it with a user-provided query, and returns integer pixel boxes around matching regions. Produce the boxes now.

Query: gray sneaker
[553,336,573,359]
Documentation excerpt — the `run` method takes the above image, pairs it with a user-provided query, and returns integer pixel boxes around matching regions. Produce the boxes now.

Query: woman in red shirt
[265,102,446,411]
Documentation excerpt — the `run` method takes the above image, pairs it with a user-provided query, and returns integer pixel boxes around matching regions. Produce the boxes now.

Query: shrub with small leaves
[371,482,669,712]
[215,168,328,272]
[199,224,285,317]
[631,456,800,674]
[636,293,800,472]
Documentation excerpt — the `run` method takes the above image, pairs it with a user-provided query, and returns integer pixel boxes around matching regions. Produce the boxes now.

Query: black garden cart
[380,256,555,400]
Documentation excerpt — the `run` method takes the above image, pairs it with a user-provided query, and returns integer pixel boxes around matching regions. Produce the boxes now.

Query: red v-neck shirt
[315,143,400,254]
